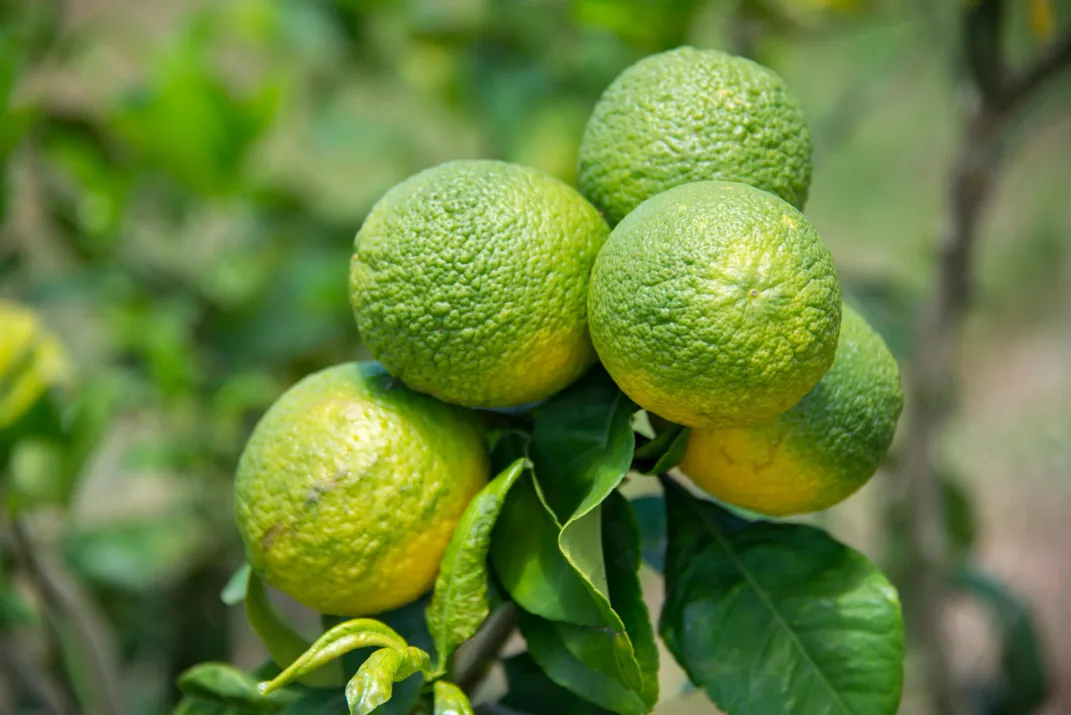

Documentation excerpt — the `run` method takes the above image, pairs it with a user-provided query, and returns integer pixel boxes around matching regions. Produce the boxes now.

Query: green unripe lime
[588,180,841,428]
[681,305,902,515]
[350,160,610,408]
[234,362,489,616]
[579,46,812,225]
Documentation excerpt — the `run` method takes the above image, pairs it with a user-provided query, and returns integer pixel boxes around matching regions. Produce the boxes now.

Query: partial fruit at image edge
[350,159,610,409]
[579,45,812,225]
[680,304,903,516]
[234,361,489,617]
[588,180,842,429]
[0,300,71,430]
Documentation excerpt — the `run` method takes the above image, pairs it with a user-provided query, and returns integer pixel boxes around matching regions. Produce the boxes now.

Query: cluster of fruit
[235,47,901,619]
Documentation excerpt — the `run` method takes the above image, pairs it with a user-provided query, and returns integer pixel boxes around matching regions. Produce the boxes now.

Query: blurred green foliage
[1,0,1069,714]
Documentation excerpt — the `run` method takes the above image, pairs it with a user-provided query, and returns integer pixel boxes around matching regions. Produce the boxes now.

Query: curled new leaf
[245,572,342,688]
[176,662,296,713]
[345,647,431,715]
[426,457,529,675]
[258,619,409,695]
[432,681,474,715]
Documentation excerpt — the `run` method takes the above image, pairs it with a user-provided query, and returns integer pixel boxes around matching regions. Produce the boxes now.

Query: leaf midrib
[688,499,853,715]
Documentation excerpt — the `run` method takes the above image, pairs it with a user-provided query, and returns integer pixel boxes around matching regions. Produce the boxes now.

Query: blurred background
[0,1,1069,714]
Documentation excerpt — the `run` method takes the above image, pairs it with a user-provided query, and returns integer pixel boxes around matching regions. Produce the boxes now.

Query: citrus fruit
[588,180,841,428]
[680,305,902,516]
[350,159,609,408]
[0,301,71,430]
[579,46,812,225]
[234,362,489,616]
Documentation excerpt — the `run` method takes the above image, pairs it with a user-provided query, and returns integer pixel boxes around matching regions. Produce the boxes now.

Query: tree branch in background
[0,636,68,715]
[9,518,126,715]
[896,2,1071,712]
[1002,29,1071,107]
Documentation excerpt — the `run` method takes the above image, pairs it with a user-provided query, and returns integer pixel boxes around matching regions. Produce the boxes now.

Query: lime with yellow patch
[588,180,841,429]
[350,159,610,408]
[234,362,489,616]
[680,305,902,516]
[0,301,71,430]
[579,46,812,225]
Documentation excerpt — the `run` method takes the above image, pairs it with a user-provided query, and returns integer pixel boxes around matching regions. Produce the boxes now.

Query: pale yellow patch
[679,426,829,516]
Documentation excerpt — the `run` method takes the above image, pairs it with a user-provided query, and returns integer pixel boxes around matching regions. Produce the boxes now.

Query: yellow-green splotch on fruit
[350,160,609,408]
[579,46,812,225]
[588,180,841,429]
[234,362,489,616]
[680,305,902,516]
[0,301,71,430]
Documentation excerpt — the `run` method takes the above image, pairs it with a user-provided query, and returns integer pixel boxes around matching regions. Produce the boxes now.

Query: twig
[895,6,1071,714]
[0,637,68,715]
[9,517,126,715]
[1002,28,1071,108]
[452,602,518,695]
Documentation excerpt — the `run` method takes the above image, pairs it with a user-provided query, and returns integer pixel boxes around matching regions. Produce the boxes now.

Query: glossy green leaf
[344,647,430,715]
[492,370,638,629]
[245,573,342,688]
[631,424,690,475]
[278,689,347,715]
[511,493,658,714]
[432,681,473,715]
[258,618,406,695]
[518,610,649,715]
[222,563,251,605]
[175,663,296,714]
[659,478,904,715]
[531,368,635,524]
[629,497,666,573]
[953,569,1049,715]
[601,493,658,708]
[426,457,529,675]
[501,652,613,715]
[490,473,605,626]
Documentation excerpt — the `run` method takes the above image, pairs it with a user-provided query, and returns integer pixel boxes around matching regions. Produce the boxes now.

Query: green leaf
[344,647,430,715]
[175,663,296,714]
[245,573,342,688]
[531,368,635,524]
[432,681,473,715]
[492,370,637,628]
[492,373,651,707]
[501,652,613,715]
[426,457,529,675]
[659,477,904,715]
[518,610,649,715]
[629,497,666,573]
[259,619,409,695]
[631,424,690,475]
[222,563,251,605]
[510,492,658,714]
[278,689,347,715]
[601,493,658,708]
[953,569,1049,715]
[490,473,606,626]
